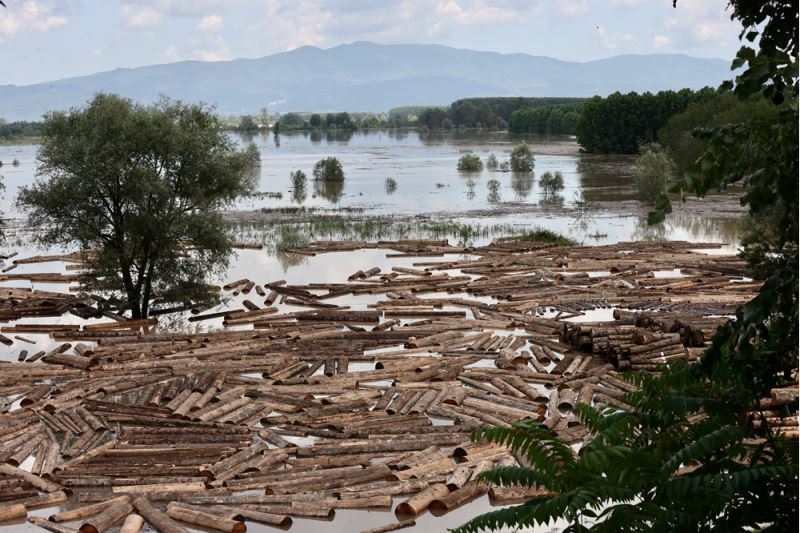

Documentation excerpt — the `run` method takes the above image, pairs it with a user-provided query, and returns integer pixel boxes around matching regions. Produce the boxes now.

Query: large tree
[18,93,257,319]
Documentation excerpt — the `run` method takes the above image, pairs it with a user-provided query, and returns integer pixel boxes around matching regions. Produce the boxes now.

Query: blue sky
[1,1,743,86]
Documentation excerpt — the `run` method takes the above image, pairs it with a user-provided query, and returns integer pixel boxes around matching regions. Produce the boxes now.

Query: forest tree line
[416,97,585,131]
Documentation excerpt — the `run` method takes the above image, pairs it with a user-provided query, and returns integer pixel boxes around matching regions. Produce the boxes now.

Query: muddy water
[0,131,742,249]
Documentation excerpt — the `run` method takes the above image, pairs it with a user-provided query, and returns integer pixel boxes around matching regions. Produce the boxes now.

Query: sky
[0,0,744,86]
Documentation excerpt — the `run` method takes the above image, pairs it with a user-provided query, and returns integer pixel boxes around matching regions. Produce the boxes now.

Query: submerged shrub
[635,143,673,205]
[539,171,565,195]
[385,177,397,194]
[313,157,345,181]
[486,154,499,170]
[509,143,534,172]
[12,158,20,167]
[457,153,483,172]
[487,179,501,203]
[290,170,307,190]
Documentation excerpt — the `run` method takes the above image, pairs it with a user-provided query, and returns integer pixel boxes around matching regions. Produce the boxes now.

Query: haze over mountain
[0,42,732,121]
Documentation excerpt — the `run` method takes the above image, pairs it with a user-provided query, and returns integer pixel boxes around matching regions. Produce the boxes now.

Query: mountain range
[0,42,732,121]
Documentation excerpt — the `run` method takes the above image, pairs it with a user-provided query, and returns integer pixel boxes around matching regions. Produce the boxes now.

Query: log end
[428,500,449,516]
[394,503,415,518]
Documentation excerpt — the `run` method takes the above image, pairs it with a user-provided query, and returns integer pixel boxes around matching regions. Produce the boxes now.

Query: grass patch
[519,228,576,246]
[275,226,309,251]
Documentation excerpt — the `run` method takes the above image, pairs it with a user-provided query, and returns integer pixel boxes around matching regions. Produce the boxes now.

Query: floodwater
[0,130,743,252]
[0,130,745,532]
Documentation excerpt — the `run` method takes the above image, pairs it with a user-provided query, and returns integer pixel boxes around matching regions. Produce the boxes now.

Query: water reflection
[632,216,672,241]
[291,187,307,204]
[465,178,476,201]
[575,155,636,202]
[326,130,354,144]
[314,180,345,203]
[511,172,534,200]
[541,194,565,208]
[486,179,501,204]
[276,251,309,271]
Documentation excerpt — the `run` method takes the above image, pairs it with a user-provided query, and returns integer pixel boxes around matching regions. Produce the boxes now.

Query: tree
[658,91,774,174]
[237,114,258,131]
[258,106,270,128]
[575,88,717,154]
[457,154,483,172]
[509,143,534,172]
[290,170,307,204]
[456,1,798,531]
[539,171,565,195]
[312,157,345,181]
[17,94,256,319]
[634,143,673,205]
[309,114,322,128]
[486,154,499,170]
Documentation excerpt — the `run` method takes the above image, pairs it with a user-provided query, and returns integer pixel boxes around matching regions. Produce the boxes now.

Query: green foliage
[486,154,499,170]
[486,179,501,203]
[236,114,259,131]
[417,97,586,130]
[290,169,307,203]
[658,92,775,174]
[539,171,565,195]
[275,225,309,252]
[279,113,306,130]
[576,88,717,154]
[634,143,673,205]
[384,177,397,194]
[518,228,575,246]
[290,170,307,191]
[509,103,582,134]
[0,120,43,140]
[312,157,345,182]
[244,143,261,168]
[509,143,534,172]
[457,153,483,172]
[17,93,256,319]
[460,1,799,531]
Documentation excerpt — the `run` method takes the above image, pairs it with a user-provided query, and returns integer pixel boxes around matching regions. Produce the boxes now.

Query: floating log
[165,502,246,533]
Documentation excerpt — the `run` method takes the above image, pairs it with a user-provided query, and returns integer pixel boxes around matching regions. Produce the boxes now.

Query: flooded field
[0,130,743,260]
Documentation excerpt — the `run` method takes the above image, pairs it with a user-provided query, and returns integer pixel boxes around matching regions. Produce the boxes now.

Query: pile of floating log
[0,238,794,532]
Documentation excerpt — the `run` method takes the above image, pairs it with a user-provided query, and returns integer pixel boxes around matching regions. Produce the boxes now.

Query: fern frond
[476,465,550,488]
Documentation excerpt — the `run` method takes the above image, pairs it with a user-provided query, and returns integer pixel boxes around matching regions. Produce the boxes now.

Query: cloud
[124,0,234,18]
[198,14,223,31]
[120,5,163,28]
[594,25,634,49]
[436,1,529,25]
[559,1,590,17]
[652,35,671,49]
[0,0,67,41]
[658,0,740,49]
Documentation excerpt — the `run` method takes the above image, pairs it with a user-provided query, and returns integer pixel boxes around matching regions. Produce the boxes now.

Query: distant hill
[0,42,732,121]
